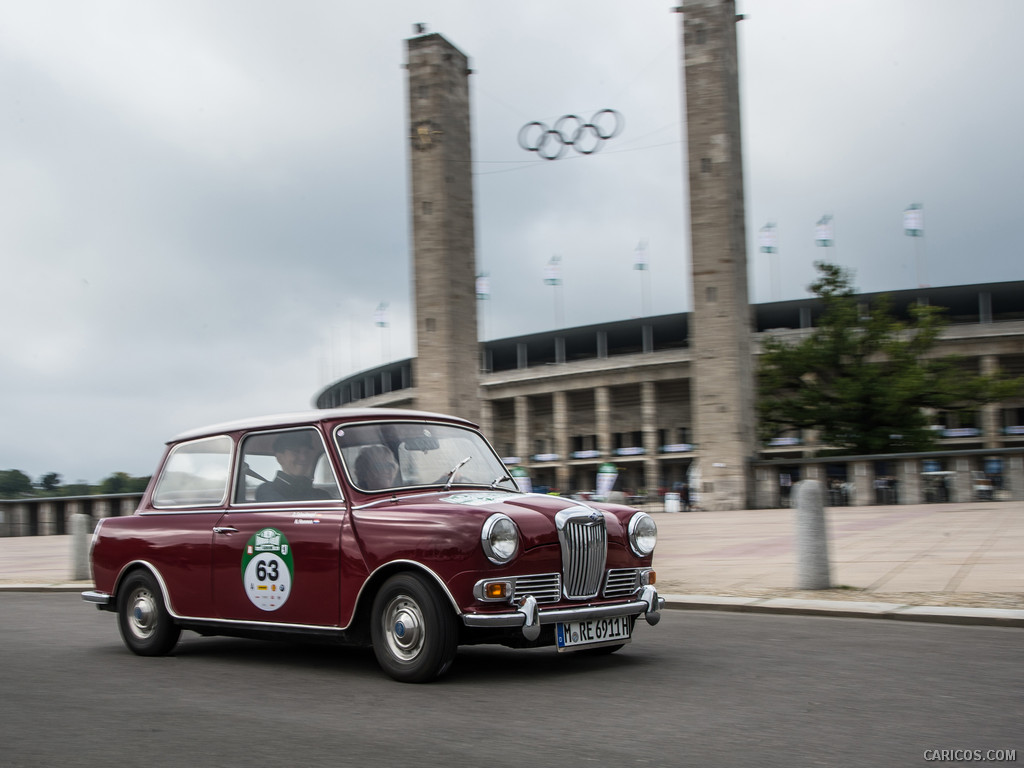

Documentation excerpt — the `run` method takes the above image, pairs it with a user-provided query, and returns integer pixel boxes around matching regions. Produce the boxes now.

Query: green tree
[98,472,150,495]
[39,472,62,492]
[125,475,152,493]
[0,469,34,498]
[61,482,92,497]
[99,472,131,495]
[757,262,1022,455]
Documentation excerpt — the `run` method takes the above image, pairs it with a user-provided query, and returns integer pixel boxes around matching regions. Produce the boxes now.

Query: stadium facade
[314,280,1024,507]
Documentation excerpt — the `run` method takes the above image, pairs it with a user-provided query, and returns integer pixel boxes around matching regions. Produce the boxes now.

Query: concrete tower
[405,32,481,423]
[678,0,755,510]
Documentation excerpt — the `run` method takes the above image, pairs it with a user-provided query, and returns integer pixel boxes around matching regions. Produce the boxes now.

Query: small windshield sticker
[443,492,529,506]
[241,527,294,611]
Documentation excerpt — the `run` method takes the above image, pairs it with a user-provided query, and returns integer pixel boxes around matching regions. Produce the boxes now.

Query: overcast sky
[2,0,1022,484]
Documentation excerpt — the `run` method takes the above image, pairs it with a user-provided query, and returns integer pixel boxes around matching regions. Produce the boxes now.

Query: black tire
[370,572,458,683]
[116,570,181,656]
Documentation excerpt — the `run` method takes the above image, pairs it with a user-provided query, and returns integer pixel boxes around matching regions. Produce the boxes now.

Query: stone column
[38,502,56,536]
[953,456,973,503]
[802,463,823,482]
[678,0,755,510]
[406,33,480,423]
[1006,455,1024,501]
[794,480,831,590]
[899,458,922,505]
[478,399,494,442]
[70,513,92,581]
[851,460,873,507]
[13,503,29,536]
[92,499,110,525]
[595,386,611,458]
[980,355,1001,450]
[754,466,777,509]
[553,390,569,492]
[641,381,660,498]
[514,396,531,464]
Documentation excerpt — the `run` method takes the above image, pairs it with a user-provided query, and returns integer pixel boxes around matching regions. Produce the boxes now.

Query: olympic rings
[518,109,624,160]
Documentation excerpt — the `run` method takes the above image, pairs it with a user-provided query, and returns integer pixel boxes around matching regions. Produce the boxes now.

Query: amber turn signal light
[485,582,509,600]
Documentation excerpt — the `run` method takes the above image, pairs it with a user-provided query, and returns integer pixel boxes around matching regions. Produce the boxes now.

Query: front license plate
[556,616,632,652]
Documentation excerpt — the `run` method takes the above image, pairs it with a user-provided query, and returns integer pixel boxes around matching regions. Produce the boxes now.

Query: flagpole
[544,255,563,328]
[634,239,650,316]
[815,214,835,265]
[758,223,779,301]
[476,273,490,341]
[904,203,926,287]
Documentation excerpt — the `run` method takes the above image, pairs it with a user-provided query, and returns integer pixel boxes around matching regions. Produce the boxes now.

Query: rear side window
[152,435,233,508]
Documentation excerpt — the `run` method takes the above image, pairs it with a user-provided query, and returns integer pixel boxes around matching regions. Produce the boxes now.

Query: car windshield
[335,421,518,493]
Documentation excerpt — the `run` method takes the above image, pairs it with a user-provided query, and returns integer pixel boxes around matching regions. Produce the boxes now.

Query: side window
[152,435,233,508]
[236,428,341,504]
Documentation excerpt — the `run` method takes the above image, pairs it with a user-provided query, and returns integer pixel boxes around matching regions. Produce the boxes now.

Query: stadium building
[316,8,1024,508]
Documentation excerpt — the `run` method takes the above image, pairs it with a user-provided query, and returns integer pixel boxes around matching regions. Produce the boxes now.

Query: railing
[0,494,143,537]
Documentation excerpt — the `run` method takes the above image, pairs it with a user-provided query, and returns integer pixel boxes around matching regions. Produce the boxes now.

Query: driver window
[235,428,342,504]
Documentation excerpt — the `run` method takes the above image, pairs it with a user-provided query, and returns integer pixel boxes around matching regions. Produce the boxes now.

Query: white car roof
[169,407,475,443]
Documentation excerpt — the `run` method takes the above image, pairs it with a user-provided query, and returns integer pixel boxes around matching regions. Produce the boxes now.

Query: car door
[211,507,345,627]
[211,428,346,627]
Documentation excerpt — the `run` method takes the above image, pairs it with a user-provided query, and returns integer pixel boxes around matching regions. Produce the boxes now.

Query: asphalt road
[1,594,1020,768]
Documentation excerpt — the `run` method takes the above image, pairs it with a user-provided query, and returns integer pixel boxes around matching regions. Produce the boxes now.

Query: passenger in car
[355,445,401,490]
[256,431,330,502]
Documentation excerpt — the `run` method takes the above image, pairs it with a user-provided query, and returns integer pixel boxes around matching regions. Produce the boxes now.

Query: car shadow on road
[156,631,661,684]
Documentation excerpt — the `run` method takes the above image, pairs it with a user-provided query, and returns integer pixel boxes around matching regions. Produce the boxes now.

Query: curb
[663,593,1024,628]
[0,583,89,593]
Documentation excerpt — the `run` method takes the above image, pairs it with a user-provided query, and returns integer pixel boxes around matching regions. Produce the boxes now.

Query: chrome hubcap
[382,595,424,661]
[128,587,157,640]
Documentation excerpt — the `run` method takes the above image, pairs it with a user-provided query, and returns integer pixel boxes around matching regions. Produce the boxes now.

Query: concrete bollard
[70,513,92,581]
[794,479,832,590]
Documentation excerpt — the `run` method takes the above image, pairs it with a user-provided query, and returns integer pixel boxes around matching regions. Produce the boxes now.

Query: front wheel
[116,570,181,656]
[370,572,458,683]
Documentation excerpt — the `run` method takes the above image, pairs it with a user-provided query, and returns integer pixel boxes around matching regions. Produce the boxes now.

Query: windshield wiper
[489,472,512,489]
[444,456,472,490]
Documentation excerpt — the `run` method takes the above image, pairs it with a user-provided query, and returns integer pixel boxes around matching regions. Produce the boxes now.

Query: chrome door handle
[213,526,239,534]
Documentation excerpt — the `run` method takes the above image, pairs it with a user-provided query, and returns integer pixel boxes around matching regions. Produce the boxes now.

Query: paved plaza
[2,500,1021,624]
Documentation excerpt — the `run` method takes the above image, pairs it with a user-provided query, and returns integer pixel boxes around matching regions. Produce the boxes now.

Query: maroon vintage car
[83,408,662,682]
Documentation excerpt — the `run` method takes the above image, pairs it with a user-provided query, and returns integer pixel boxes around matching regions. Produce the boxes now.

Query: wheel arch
[349,560,461,638]
[112,560,179,618]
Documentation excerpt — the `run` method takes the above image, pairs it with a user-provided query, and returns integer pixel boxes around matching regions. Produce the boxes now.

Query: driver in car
[257,431,330,502]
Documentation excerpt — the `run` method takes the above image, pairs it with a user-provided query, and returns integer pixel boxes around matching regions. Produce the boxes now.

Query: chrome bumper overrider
[462,585,663,640]
[81,590,112,606]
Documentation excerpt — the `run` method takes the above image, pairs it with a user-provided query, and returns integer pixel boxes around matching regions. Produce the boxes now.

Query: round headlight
[481,513,519,564]
[628,512,658,557]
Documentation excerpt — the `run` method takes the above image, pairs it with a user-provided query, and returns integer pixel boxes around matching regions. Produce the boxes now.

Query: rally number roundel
[241,528,294,611]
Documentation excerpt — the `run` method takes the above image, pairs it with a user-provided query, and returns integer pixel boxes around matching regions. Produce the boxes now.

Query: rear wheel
[116,570,181,656]
[371,572,458,683]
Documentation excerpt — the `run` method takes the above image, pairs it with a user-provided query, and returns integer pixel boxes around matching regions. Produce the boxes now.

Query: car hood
[387,489,636,549]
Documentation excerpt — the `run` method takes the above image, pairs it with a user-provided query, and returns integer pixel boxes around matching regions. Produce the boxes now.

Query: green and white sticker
[242,527,294,612]
[443,492,530,506]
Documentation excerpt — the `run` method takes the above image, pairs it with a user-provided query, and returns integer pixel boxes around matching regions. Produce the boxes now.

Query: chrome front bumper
[82,590,112,606]
[461,585,663,640]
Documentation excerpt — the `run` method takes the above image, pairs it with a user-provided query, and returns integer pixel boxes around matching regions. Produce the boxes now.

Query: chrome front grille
[556,508,608,600]
[603,568,642,598]
[513,573,561,604]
